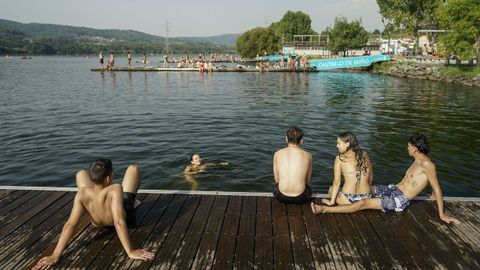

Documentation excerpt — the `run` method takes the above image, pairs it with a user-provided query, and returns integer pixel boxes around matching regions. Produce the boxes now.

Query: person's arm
[424,162,461,224]
[273,152,279,184]
[33,192,85,270]
[328,156,342,205]
[110,186,154,260]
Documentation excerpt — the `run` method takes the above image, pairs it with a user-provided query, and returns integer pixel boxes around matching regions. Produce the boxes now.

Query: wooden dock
[0,187,479,269]
[90,67,319,73]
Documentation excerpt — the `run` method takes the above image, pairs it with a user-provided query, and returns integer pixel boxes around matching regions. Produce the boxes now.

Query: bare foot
[134,199,141,208]
[311,202,325,214]
[321,199,334,206]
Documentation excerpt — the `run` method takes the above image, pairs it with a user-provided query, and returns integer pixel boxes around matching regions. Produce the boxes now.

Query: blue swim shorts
[374,184,410,212]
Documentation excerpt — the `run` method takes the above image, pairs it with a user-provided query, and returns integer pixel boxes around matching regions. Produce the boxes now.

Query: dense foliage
[437,0,480,64]
[236,11,316,57]
[325,17,369,56]
[377,0,442,53]
[0,19,235,55]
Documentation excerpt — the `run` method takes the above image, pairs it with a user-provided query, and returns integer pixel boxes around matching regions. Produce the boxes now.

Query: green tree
[377,0,442,53]
[236,27,281,58]
[277,11,316,41]
[325,17,369,56]
[437,0,480,66]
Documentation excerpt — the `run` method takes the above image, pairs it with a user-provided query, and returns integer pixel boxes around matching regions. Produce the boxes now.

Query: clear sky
[1,0,384,37]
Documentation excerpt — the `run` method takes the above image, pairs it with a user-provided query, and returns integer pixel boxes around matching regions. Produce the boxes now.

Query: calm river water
[0,56,479,196]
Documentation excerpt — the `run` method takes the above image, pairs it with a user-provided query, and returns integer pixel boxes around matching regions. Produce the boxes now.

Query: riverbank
[372,60,480,87]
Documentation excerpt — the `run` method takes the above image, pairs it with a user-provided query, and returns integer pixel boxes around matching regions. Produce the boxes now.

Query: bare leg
[122,164,141,208]
[312,198,383,214]
[122,164,141,194]
[76,170,94,189]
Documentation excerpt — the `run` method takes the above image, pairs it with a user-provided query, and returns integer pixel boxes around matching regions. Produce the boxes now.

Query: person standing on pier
[311,134,461,224]
[127,51,132,66]
[99,51,104,69]
[142,52,147,65]
[107,52,115,70]
[273,126,313,204]
[33,159,154,270]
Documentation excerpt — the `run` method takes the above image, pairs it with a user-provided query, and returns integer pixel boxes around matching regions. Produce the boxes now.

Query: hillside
[0,19,236,55]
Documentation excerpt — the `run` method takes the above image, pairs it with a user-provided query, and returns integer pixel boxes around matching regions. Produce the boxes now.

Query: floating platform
[0,187,479,269]
[90,67,320,73]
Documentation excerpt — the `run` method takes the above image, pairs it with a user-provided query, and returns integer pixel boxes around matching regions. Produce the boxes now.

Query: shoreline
[371,60,480,87]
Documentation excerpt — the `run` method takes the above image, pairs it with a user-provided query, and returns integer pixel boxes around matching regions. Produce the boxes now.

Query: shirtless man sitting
[33,159,154,270]
[273,126,313,204]
[311,134,460,224]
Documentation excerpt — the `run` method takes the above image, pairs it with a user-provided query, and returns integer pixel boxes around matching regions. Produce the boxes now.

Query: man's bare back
[274,146,312,196]
[78,184,122,227]
[273,126,313,204]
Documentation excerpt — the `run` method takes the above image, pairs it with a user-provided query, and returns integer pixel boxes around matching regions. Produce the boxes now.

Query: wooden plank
[363,211,415,269]
[0,192,74,261]
[191,195,229,270]
[443,201,480,247]
[411,201,480,268]
[149,195,202,270]
[333,213,376,269]
[271,199,294,269]
[390,202,458,268]
[114,194,175,270]
[212,196,242,270]
[350,210,395,269]
[0,189,14,201]
[254,197,273,270]
[170,195,216,269]
[0,190,39,220]
[0,191,66,239]
[132,194,188,270]
[0,190,28,209]
[288,214,315,269]
[301,203,335,270]
[2,204,74,267]
[19,212,91,269]
[234,196,257,269]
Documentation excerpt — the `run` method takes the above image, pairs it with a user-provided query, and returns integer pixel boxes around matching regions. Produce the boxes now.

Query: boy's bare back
[78,184,122,227]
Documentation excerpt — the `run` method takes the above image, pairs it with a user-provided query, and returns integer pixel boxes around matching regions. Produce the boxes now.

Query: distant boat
[20,56,32,60]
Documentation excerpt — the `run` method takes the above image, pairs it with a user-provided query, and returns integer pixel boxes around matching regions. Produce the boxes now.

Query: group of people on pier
[34,126,460,270]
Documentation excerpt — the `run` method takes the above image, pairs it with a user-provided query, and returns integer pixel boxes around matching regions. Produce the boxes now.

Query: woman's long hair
[338,132,368,175]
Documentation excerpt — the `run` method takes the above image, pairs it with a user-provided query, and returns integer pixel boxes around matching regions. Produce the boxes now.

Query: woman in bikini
[323,131,373,206]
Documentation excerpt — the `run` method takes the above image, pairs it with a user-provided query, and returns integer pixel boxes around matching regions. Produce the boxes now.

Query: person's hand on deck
[440,213,461,224]
[127,249,155,261]
[33,255,59,270]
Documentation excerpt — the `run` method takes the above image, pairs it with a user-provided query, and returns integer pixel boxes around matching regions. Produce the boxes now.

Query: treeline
[0,19,235,55]
[237,0,480,64]
[236,11,370,58]
[378,0,480,64]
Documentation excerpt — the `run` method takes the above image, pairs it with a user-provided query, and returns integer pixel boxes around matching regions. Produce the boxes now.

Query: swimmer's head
[190,153,203,166]
[286,126,303,145]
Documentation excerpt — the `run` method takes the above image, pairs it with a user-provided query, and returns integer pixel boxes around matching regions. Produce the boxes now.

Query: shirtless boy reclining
[311,134,460,224]
[34,159,154,270]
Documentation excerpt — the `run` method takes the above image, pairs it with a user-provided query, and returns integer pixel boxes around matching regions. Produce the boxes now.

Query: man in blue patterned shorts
[311,134,460,224]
